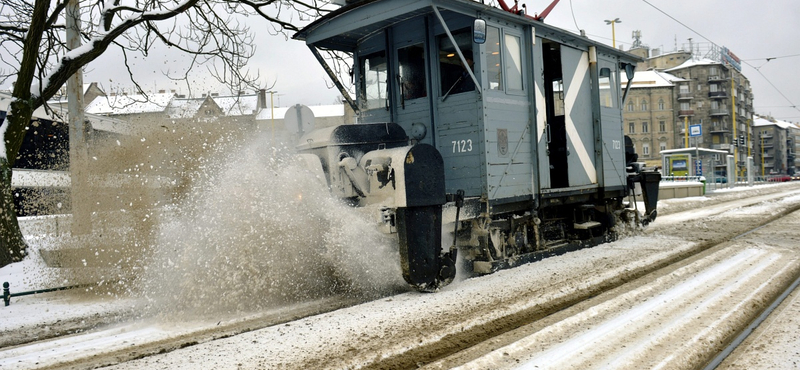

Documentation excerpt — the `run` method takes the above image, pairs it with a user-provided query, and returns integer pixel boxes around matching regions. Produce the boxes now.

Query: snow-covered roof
[665,58,722,72]
[86,93,174,115]
[753,116,795,129]
[214,94,259,116]
[621,70,687,88]
[256,104,345,120]
[0,91,130,134]
[167,97,206,119]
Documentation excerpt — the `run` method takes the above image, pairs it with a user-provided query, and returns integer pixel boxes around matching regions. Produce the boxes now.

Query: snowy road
[2,182,800,369]
[431,211,800,369]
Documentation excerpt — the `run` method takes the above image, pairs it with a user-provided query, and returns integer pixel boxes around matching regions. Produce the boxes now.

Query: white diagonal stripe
[563,51,597,184]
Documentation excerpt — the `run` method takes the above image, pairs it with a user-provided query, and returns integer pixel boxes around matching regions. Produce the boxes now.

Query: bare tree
[0,0,331,268]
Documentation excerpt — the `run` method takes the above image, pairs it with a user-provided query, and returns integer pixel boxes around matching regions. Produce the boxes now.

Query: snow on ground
[2,182,800,369]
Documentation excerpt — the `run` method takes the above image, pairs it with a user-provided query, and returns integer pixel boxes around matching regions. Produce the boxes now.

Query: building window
[627,101,634,112]
[641,100,648,111]
[659,121,666,132]
[679,84,689,94]
[710,84,718,93]
[642,143,650,155]
[642,122,649,133]
[660,142,667,152]
[629,122,635,134]
[680,102,690,111]
[658,99,665,110]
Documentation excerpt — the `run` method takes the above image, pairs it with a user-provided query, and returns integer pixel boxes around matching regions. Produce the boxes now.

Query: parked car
[767,175,792,182]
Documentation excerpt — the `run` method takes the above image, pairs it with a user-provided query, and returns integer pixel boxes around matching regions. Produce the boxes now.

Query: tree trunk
[0,157,27,267]
[0,100,37,268]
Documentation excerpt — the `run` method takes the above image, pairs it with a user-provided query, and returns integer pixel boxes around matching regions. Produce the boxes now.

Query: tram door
[393,18,434,146]
[540,41,596,189]
[542,41,569,188]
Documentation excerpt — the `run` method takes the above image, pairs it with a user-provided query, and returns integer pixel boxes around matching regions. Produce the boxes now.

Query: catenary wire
[640,0,800,117]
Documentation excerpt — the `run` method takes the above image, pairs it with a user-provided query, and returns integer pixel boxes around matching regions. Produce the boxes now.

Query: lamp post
[604,18,621,48]
[268,90,278,142]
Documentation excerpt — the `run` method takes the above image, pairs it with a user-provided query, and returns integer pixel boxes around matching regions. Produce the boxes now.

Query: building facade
[665,58,754,177]
[754,116,796,176]
[621,70,684,166]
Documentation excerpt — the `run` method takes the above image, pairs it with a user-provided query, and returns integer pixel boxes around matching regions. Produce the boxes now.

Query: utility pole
[731,75,737,178]
[66,0,91,235]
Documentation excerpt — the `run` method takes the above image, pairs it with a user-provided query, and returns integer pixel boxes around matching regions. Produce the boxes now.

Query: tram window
[359,51,388,110]
[438,29,475,96]
[504,33,523,91]
[599,67,615,108]
[398,44,427,100]
[486,26,503,90]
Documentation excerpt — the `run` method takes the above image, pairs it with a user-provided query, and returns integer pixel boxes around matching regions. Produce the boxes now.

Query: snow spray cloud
[31,120,253,295]
[139,132,405,317]
[29,117,403,308]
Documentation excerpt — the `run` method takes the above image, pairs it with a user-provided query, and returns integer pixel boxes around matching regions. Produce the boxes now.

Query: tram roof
[294,0,640,63]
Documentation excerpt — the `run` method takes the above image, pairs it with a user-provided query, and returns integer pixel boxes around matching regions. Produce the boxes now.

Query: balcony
[677,92,694,100]
[710,125,731,133]
[708,91,728,99]
[710,109,729,116]
[708,75,726,82]
[678,110,695,117]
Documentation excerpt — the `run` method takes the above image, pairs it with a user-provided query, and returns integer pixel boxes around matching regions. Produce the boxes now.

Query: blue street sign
[689,124,702,137]
[695,160,703,176]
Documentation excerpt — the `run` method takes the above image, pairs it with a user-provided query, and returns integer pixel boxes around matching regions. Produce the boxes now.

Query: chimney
[258,89,267,110]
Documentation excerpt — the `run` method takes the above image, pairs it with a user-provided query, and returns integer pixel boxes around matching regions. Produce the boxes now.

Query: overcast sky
[78,0,799,121]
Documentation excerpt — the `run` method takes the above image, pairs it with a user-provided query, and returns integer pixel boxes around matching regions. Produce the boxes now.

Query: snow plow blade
[394,145,452,292]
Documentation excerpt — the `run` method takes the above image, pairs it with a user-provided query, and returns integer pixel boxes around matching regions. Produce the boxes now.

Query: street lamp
[604,18,621,48]
[267,90,278,142]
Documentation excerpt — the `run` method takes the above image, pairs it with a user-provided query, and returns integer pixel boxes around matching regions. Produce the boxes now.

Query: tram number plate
[452,139,473,153]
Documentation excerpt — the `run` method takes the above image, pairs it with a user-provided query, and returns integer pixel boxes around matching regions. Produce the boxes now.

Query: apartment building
[754,116,797,176]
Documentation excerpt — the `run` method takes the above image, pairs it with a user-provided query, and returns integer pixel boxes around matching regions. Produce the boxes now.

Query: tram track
[0,294,375,369]
[414,192,800,369]
[375,192,800,370]
[4,184,800,369]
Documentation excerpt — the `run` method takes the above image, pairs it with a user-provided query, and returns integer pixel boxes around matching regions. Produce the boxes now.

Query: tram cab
[294,0,659,291]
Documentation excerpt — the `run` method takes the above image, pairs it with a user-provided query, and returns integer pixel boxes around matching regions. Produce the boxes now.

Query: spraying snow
[139,134,406,317]
[23,121,405,318]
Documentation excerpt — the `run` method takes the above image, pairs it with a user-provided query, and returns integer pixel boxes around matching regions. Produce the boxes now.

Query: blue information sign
[695,160,703,176]
[689,124,702,137]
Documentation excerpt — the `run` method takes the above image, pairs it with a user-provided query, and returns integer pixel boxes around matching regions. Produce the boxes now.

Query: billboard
[721,47,742,72]
[669,155,690,176]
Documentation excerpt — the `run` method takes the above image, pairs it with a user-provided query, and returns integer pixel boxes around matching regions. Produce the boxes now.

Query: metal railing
[3,281,87,306]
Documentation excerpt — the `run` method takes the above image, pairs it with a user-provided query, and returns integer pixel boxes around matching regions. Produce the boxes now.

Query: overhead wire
[742,53,800,62]
[569,0,580,31]
[639,0,800,117]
